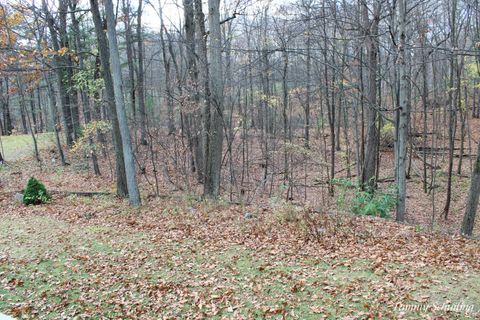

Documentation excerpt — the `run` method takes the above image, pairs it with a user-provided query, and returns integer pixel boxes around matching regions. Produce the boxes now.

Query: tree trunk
[122,0,136,117]
[443,0,459,219]
[361,2,380,190]
[183,0,204,182]
[42,0,74,146]
[136,0,147,145]
[158,10,175,136]
[203,0,224,198]
[194,0,211,187]
[44,72,67,166]
[89,0,129,197]
[0,78,13,135]
[58,0,81,140]
[395,0,408,222]
[104,0,141,206]
[461,141,480,236]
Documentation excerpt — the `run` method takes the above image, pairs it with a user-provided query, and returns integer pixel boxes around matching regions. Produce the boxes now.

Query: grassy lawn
[0,133,56,162]
[1,202,479,319]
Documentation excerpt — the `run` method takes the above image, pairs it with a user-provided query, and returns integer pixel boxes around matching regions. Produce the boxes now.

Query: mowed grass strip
[0,133,56,162]
[1,209,479,319]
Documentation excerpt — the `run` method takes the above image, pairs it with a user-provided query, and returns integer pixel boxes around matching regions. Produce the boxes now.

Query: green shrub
[350,189,396,218]
[23,177,51,205]
[332,178,396,218]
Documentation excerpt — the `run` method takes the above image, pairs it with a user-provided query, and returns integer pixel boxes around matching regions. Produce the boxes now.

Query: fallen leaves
[1,176,480,319]
[6,277,24,288]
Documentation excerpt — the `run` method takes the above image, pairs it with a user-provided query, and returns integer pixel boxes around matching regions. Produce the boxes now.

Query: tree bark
[194,0,211,187]
[44,72,67,166]
[122,0,136,117]
[443,0,459,219]
[58,0,81,140]
[395,0,408,222]
[183,0,204,182]
[361,2,380,190]
[136,0,147,145]
[89,0,129,197]
[203,0,224,198]
[104,0,141,206]
[461,141,480,236]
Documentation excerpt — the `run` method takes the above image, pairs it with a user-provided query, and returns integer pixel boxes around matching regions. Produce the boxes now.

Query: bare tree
[361,0,381,190]
[203,0,224,198]
[461,141,480,236]
[90,0,129,198]
[103,0,141,206]
[395,0,408,222]
[136,0,148,145]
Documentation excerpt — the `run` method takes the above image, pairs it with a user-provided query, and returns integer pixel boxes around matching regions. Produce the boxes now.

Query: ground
[0,134,479,319]
[0,133,55,162]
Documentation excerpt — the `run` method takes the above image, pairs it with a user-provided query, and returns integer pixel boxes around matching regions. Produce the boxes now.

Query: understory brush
[332,178,396,218]
[270,198,373,243]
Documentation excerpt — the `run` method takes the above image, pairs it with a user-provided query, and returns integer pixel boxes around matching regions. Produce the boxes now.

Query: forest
[0,0,480,318]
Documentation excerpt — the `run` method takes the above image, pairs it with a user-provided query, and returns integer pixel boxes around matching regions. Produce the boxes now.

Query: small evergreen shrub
[23,177,51,205]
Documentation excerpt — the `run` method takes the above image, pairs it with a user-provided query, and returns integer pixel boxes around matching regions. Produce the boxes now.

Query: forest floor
[0,134,480,319]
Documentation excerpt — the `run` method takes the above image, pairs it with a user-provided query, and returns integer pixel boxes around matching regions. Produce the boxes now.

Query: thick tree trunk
[194,0,211,186]
[90,0,129,197]
[203,0,224,198]
[395,0,408,222]
[104,0,141,206]
[361,3,380,190]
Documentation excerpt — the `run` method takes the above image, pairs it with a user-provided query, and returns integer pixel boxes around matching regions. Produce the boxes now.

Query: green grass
[0,213,479,319]
[0,133,56,161]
